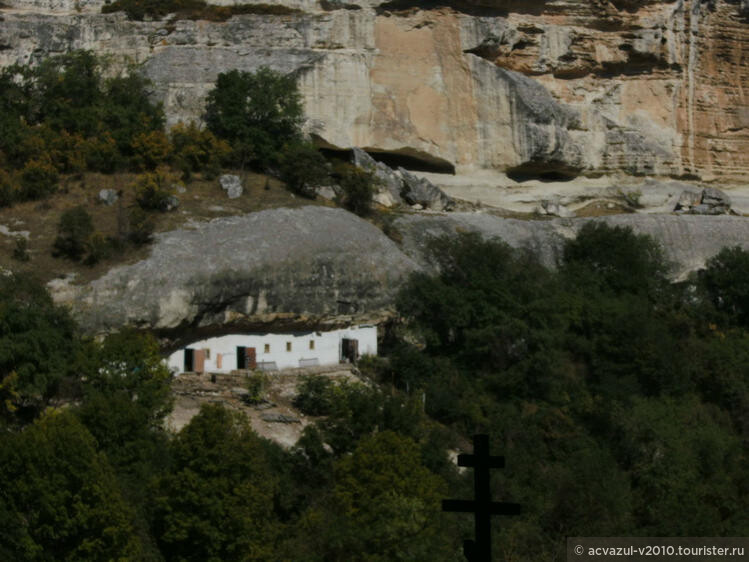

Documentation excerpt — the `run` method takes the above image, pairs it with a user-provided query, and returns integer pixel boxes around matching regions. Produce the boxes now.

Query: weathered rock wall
[1,0,748,180]
[53,206,749,335]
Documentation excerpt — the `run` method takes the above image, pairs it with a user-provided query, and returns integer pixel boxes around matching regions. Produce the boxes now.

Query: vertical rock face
[459,0,749,181]
[1,0,748,181]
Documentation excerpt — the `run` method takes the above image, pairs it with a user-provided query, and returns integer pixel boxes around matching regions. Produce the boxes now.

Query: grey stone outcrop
[398,168,455,211]
[350,148,453,211]
[350,148,403,208]
[219,174,243,199]
[164,195,180,211]
[98,189,119,206]
[674,187,731,215]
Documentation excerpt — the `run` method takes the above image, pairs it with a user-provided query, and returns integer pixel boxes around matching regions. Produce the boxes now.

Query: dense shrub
[245,372,270,405]
[102,0,205,20]
[0,169,14,207]
[133,169,179,212]
[278,142,329,198]
[48,130,88,175]
[699,245,749,328]
[562,220,670,296]
[169,122,231,180]
[11,237,30,262]
[17,158,58,201]
[125,207,155,246]
[0,274,78,425]
[334,163,375,216]
[131,130,171,171]
[0,411,142,560]
[293,376,336,416]
[85,131,121,173]
[32,50,104,138]
[53,206,94,261]
[83,231,112,266]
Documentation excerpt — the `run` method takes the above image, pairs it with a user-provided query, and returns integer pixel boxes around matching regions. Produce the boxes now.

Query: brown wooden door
[246,347,257,369]
[194,349,205,373]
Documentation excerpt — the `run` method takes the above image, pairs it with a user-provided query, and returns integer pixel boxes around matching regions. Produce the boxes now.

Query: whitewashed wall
[166,325,377,374]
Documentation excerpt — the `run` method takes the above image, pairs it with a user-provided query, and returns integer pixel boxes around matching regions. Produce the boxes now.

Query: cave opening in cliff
[506,162,579,183]
[375,0,547,17]
[320,147,456,175]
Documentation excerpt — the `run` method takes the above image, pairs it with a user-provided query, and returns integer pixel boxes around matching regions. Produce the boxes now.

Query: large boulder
[398,168,455,212]
[65,206,419,336]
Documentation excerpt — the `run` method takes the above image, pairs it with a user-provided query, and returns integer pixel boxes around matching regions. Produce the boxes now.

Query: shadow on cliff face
[506,161,579,183]
[376,0,548,17]
[319,147,456,174]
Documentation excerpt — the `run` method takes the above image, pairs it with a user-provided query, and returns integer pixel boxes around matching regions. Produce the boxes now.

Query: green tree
[152,404,280,561]
[397,233,561,370]
[303,431,449,561]
[74,331,174,560]
[613,396,745,535]
[31,50,104,138]
[205,67,304,169]
[17,157,58,200]
[0,410,141,560]
[101,71,165,163]
[0,52,164,179]
[562,221,670,297]
[169,121,230,180]
[52,206,94,261]
[0,274,78,426]
[75,331,173,480]
[0,65,33,164]
[335,164,375,216]
[699,246,749,327]
[278,141,329,198]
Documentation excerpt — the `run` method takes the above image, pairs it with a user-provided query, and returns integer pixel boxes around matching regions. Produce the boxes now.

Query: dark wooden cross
[442,434,521,562]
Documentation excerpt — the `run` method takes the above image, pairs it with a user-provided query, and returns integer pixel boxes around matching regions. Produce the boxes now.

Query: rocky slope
[2,0,748,182]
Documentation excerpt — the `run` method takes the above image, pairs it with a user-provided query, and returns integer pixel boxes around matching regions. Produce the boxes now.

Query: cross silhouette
[442,434,521,562]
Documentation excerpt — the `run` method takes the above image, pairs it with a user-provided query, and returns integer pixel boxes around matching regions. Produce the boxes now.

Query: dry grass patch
[0,170,327,286]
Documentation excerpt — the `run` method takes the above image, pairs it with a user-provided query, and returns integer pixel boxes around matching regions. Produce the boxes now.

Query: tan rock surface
[1,0,748,182]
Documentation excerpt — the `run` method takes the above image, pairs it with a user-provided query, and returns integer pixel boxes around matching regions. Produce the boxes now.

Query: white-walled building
[166,325,377,374]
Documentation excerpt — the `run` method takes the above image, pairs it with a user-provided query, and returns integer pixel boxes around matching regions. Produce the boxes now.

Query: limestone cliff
[2,0,748,182]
